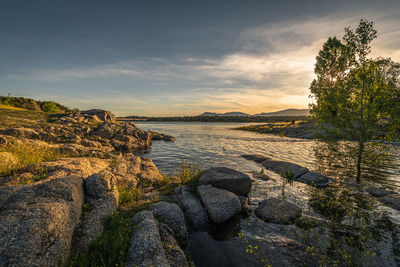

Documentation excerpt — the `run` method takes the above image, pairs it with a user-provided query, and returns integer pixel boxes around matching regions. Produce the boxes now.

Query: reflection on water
[137,122,400,189]
[136,122,400,265]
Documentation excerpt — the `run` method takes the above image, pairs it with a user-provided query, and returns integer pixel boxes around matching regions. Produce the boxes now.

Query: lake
[136,122,400,190]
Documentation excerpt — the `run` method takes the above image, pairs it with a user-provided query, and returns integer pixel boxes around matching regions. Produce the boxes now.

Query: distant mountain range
[198,109,309,117]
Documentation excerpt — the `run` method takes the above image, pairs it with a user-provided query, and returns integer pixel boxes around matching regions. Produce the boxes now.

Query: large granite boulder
[198,185,241,224]
[159,223,189,267]
[127,211,169,267]
[150,201,188,247]
[0,176,84,266]
[174,185,209,231]
[297,171,329,188]
[199,167,252,196]
[255,198,302,225]
[73,171,119,253]
[91,123,117,139]
[111,122,152,152]
[81,109,117,123]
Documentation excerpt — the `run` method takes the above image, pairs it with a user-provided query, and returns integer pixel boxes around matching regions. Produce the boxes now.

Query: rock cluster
[242,154,330,188]
[0,109,174,158]
[0,152,163,266]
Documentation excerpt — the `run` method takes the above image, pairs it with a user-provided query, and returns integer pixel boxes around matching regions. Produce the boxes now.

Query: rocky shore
[1,108,399,266]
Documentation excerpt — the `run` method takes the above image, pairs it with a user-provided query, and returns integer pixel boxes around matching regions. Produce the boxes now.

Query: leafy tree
[310,19,400,183]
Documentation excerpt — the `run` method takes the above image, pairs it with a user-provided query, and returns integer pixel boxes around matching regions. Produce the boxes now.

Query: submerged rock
[379,194,400,211]
[255,198,302,225]
[366,187,397,198]
[199,167,252,196]
[150,201,188,247]
[260,160,309,179]
[127,211,169,267]
[297,171,329,188]
[174,185,209,231]
[198,185,241,224]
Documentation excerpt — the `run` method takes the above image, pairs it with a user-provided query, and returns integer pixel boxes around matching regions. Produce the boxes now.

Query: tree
[310,19,400,183]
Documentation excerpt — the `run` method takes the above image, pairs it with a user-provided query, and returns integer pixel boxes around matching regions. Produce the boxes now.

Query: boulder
[150,201,188,247]
[379,194,400,211]
[159,223,189,267]
[297,171,329,188]
[0,176,84,266]
[255,198,302,224]
[81,109,116,123]
[197,185,241,224]
[260,159,309,179]
[174,185,209,231]
[84,170,116,199]
[139,157,161,184]
[73,171,119,253]
[91,123,117,139]
[126,211,169,267]
[199,167,252,196]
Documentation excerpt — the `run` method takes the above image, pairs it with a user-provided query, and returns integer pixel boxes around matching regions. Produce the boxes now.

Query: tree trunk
[356,140,363,183]
[357,66,366,184]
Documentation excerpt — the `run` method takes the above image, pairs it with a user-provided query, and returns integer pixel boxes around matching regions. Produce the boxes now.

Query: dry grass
[0,140,64,177]
[0,103,28,111]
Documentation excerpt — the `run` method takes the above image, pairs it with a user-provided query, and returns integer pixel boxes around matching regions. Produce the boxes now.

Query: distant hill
[199,112,250,116]
[254,109,309,117]
[198,109,309,117]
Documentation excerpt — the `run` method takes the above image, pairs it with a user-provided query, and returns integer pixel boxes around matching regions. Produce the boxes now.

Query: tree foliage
[309,19,400,183]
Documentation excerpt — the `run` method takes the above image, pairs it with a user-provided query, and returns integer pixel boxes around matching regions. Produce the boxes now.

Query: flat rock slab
[260,160,309,179]
[127,211,169,267]
[199,167,252,196]
[150,201,188,247]
[379,194,400,211]
[198,185,241,224]
[255,198,302,225]
[174,185,209,231]
[297,171,329,188]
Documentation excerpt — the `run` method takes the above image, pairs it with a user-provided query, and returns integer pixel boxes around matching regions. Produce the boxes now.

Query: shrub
[41,101,60,112]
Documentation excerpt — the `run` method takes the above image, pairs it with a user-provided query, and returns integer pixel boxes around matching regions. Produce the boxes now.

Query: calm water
[136,122,400,189]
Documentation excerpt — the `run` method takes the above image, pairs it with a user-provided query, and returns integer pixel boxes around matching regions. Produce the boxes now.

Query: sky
[1,0,399,116]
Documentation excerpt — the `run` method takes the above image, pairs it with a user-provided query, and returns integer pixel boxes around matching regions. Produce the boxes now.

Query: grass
[0,140,64,179]
[0,109,48,128]
[0,103,28,111]
[66,160,204,266]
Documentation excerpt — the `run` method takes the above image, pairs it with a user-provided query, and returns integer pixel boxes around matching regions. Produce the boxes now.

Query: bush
[41,101,60,112]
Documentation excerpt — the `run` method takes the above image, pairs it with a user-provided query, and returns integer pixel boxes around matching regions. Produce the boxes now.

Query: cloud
[3,11,400,116]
